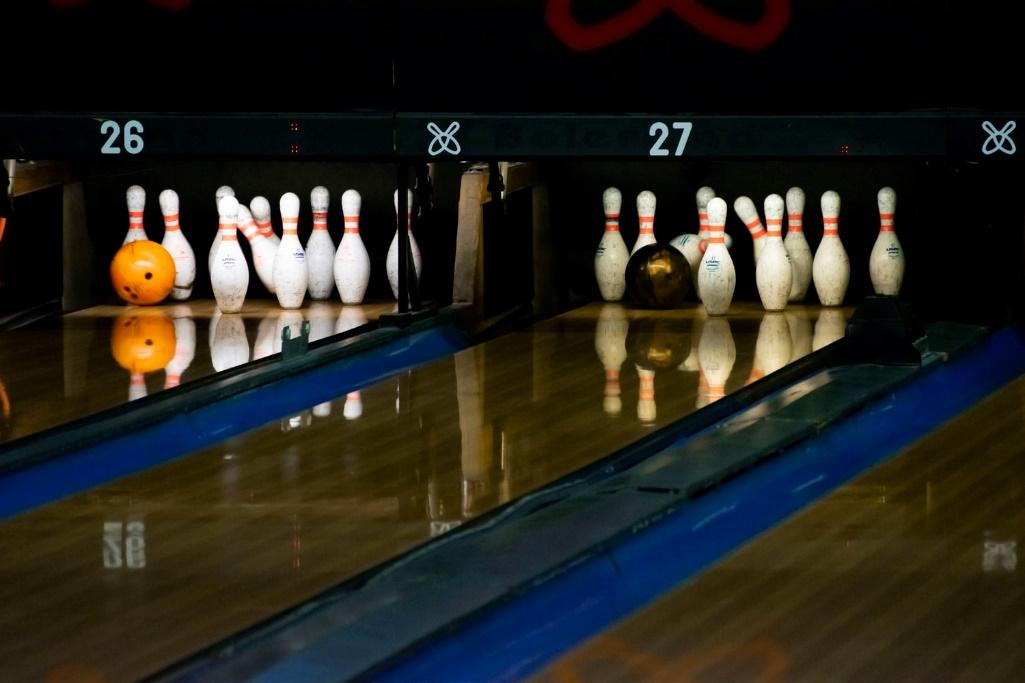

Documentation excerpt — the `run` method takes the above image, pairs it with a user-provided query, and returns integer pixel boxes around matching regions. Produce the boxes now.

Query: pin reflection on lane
[111,308,177,401]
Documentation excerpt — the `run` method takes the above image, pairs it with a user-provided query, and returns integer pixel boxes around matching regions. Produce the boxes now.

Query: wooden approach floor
[0,299,395,445]
[0,302,848,682]
[534,372,1025,683]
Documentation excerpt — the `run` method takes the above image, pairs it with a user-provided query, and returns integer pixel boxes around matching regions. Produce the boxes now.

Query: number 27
[648,121,692,157]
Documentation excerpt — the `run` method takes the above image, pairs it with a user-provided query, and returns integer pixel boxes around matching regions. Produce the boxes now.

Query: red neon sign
[546,0,791,52]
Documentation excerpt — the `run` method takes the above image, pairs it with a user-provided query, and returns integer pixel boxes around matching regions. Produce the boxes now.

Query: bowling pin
[273,192,309,309]
[636,364,656,424]
[812,191,850,306]
[734,196,766,263]
[595,187,629,301]
[594,303,628,416]
[158,190,196,300]
[696,186,716,241]
[784,187,812,301]
[698,318,735,405]
[669,233,703,292]
[123,185,147,244]
[870,186,905,296]
[250,196,281,248]
[343,391,363,420]
[697,198,736,316]
[386,189,423,300]
[336,305,369,334]
[755,194,793,311]
[237,203,277,293]
[631,190,657,255]
[209,186,235,270]
[813,308,846,350]
[164,305,196,389]
[307,186,336,300]
[210,196,249,314]
[672,186,715,290]
[210,313,250,371]
[334,189,372,304]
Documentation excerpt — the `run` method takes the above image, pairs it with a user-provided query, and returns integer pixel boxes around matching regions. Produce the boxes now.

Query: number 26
[100,120,145,155]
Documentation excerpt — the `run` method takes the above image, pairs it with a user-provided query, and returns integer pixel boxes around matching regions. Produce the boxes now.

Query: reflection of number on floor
[102,520,146,569]
[543,634,790,683]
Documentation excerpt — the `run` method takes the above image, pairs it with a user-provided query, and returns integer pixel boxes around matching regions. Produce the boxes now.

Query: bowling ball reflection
[110,240,176,305]
[111,309,176,373]
[625,244,691,308]
[626,318,689,370]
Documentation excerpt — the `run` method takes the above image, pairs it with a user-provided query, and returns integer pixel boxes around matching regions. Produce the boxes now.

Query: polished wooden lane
[534,373,1025,683]
[0,303,849,681]
[0,299,395,445]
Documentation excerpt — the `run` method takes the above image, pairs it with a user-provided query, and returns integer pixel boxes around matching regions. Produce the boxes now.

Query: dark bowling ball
[625,244,691,308]
[626,317,690,370]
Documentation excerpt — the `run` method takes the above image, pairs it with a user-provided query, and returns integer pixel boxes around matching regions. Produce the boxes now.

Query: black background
[3,0,1022,113]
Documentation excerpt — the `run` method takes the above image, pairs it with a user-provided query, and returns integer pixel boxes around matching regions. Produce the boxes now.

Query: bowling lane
[533,373,1025,683]
[0,299,394,445]
[0,302,850,681]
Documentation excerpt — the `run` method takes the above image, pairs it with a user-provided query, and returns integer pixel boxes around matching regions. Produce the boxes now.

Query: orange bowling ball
[110,309,176,374]
[110,240,176,305]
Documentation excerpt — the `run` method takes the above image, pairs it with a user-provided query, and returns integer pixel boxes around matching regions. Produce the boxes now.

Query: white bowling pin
[334,189,372,304]
[210,196,249,314]
[631,191,657,255]
[336,305,369,334]
[813,308,846,350]
[273,192,309,309]
[343,391,363,420]
[812,191,850,306]
[237,203,277,294]
[870,186,904,296]
[386,189,423,299]
[595,187,629,301]
[669,233,703,291]
[123,185,147,244]
[755,194,793,312]
[698,318,735,404]
[734,196,766,263]
[784,187,813,301]
[697,198,736,316]
[158,190,196,300]
[209,186,235,270]
[594,303,629,415]
[696,186,716,241]
[307,186,336,300]
[250,196,281,248]
[210,313,250,371]
[754,313,793,377]
[164,306,196,389]
[636,364,656,424]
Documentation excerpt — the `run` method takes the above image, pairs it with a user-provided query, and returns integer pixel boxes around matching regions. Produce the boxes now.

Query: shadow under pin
[281,320,311,361]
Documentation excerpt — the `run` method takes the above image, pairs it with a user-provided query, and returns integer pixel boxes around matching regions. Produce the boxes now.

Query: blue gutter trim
[0,325,469,520]
[369,326,1025,683]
